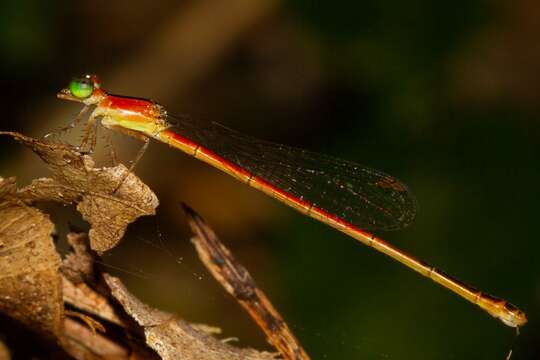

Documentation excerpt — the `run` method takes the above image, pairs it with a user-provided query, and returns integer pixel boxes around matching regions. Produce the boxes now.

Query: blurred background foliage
[0,0,539,358]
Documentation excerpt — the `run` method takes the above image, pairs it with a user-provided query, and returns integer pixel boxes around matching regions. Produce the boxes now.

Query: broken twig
[182,203,310,360]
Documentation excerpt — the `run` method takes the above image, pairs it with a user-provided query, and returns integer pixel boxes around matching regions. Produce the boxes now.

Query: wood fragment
[65,310,106,334]
[62,317,130,360]
[62,276,125,328]
[182,204,310,360]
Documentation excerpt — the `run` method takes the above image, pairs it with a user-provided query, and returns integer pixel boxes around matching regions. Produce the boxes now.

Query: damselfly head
[57,74,104,105]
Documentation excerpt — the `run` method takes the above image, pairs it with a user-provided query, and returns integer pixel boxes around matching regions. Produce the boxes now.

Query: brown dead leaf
[0,177,63,338]
[0,132,158,253]
[62,275,125,329]
[104,274,279,360]
[61,233,96,284]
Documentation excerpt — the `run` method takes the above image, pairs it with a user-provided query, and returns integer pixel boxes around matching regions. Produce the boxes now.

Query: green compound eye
[69,78,94,99]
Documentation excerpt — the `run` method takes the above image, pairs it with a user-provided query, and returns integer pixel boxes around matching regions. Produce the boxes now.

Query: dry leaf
[1,132,159,253]
[0,177,63,338]
[61,233,96,284]
[104,274,279,360]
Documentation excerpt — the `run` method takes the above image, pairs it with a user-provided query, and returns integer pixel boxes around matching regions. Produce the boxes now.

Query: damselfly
[56,74,527,328]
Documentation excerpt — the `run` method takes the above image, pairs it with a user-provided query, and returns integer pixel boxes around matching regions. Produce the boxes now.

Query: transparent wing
[169,116,416,231]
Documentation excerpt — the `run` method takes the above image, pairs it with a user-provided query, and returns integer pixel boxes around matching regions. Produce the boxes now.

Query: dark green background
[0,1,538,358]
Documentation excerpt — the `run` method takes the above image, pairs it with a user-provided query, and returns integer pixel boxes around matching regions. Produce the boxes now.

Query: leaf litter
[0,132,280,359]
